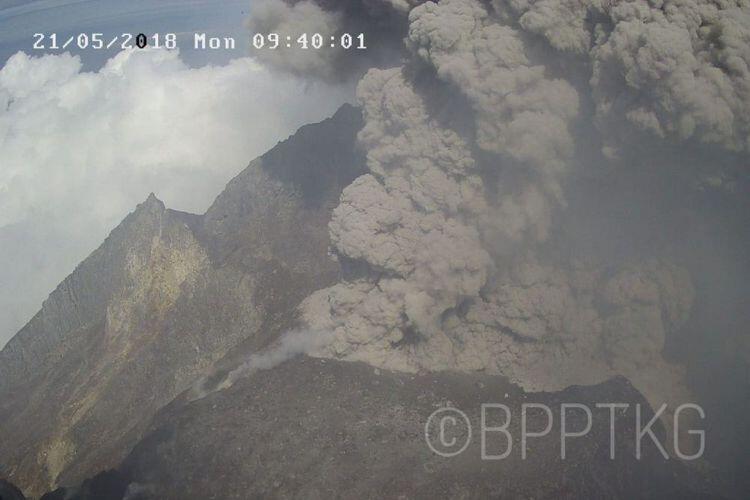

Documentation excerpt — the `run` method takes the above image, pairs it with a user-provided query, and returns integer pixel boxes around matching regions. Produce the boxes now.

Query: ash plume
[495,0,750,156]
[266,0,750,440]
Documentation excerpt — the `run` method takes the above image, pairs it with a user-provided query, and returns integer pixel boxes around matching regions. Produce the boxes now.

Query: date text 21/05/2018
[32,33,366,52]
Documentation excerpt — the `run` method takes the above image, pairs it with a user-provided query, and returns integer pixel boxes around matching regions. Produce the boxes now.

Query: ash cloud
[289,0,750,445]
[258,0,750,154]
[588,0,750,156]
[490,0,750,156]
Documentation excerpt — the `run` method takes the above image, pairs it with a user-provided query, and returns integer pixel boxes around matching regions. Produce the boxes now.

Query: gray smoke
[266,0,750,446]
[241,0,749,468]
[301,0,592,374]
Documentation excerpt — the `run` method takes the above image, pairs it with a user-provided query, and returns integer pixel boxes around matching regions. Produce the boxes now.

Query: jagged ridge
[0,104,364,497]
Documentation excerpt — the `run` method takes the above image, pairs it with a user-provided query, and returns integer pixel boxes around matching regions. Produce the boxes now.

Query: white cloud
[0,48,350,346]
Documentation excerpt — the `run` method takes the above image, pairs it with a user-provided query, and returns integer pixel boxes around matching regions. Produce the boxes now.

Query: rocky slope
[16,357,725,500]
[0,104,365,497]
[118,358,724,499]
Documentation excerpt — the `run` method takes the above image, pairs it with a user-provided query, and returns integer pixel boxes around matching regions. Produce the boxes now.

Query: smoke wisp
[190,329,335,400]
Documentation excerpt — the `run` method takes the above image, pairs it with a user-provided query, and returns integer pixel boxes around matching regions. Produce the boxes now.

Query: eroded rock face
[0,196,212,496]
[0,105,364,497]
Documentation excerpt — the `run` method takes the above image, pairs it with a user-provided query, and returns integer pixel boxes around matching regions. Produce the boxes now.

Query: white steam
[222,329,335,387]
[191,329,335,400]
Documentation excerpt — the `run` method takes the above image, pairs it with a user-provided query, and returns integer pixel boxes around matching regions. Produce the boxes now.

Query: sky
[0,0,353,347]
[0,0,250,68]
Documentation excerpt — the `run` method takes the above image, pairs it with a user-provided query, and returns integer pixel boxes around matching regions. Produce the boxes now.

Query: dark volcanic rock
[0,479,25,500]
[109,357,719,499]
[40,470,130,500]
[201,103,365,267]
